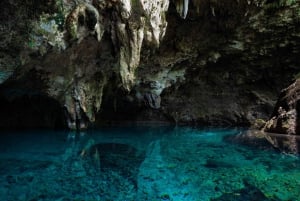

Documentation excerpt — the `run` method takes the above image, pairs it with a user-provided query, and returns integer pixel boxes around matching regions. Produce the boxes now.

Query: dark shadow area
[96,77,173,126]
[0,93,65,129]
[0,68,66,129]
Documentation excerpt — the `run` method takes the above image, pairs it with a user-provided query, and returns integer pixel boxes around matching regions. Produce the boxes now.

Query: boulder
[264,79,300,135]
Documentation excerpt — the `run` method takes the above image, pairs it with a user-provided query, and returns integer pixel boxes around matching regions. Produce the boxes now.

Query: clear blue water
[0,126,299,201]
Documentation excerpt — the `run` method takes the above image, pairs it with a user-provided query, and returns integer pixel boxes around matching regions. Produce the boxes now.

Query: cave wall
[156,1,300,126]
[99,0,300,126]
[0,0,300,128]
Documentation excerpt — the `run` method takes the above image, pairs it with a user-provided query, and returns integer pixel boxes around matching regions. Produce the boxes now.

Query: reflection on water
[0,126,299,201]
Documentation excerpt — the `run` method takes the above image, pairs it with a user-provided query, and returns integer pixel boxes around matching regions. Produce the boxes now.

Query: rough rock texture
[251,79,300,153]
[1,0,300,129]
[1,0,170,129]
[227,79,300,154]
[0,36,109,129]
[264,79,300,135]
[131,0,300,126]
[0,0,58,83]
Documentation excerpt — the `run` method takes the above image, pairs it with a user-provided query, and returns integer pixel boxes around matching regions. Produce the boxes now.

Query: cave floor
[0,126,299,201]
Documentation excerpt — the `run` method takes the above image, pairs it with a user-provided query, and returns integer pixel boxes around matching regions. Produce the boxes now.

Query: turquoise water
[0,126,299,201]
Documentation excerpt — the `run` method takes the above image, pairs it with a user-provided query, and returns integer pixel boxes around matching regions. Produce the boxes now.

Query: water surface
[0,126,299,201]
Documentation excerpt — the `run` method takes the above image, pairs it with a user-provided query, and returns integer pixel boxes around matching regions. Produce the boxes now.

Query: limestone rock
[66,3,104,42]
[260,79,300,154]
[1,0,300,129]
[174,0,189,19]
[65,0,169,91]
[144,93,161,109]
[263,79,300,135]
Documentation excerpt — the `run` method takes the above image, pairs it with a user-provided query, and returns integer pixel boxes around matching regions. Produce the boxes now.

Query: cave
[0,0,300,200]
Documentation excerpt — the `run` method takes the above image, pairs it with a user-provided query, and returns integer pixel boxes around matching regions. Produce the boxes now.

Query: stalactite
[183,0,189,18]
[211,6,215,16]
[66,3,104,42]
[192,0,201,14]
[63,0,169,128]
[175,0,189,19]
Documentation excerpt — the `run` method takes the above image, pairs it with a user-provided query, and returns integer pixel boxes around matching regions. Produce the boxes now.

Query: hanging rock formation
[174,0,189,19]
[65,0,169,91]
[0,0,300,130]
[0,0,171,129]
[66,3,104,42]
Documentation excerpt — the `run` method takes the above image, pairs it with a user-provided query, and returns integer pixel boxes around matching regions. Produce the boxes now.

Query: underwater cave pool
[0,127,299,201]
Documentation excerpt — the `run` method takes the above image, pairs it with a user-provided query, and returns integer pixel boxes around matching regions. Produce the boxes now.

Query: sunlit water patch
[0,127,299,201]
